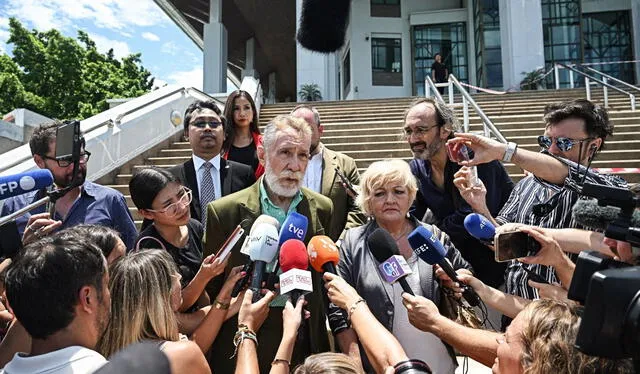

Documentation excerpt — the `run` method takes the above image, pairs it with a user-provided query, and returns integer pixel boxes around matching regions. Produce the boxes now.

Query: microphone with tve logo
[267,212,309,288]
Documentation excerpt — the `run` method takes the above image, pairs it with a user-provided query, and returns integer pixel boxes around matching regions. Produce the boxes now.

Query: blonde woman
[331,159,471,373]
[97,250,243,372]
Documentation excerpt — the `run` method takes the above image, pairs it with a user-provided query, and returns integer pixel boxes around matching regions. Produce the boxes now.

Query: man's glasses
[40,152,91,168]
[537,135,594,152]
[191,121,222,129]
[402,125,438,138]
[146,187,192,217]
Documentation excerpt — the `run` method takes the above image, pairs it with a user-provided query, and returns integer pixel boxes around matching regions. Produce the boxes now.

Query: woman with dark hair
[222,90,264,178]
[129,167,226,312]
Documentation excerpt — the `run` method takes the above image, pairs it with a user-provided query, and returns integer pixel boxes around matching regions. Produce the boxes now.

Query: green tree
[0,18,154,118]
[298,83,322,101]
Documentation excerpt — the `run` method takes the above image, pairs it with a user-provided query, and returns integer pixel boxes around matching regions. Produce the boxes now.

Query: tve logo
[287,223,305,240]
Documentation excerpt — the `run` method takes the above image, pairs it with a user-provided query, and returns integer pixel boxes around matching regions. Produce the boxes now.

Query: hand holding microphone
[22,212,62,245]
[408,226,480,307]
[248,224,279,302]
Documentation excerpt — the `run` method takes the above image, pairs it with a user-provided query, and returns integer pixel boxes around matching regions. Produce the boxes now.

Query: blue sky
[0,0,215,90]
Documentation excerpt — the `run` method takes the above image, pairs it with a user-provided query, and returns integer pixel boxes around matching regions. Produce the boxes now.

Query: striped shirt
[496,157,627,300]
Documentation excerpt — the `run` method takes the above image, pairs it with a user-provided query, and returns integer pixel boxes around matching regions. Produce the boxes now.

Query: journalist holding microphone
[332,159,471,373]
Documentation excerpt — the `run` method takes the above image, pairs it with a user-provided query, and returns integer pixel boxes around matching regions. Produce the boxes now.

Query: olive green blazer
[203,180,335,374]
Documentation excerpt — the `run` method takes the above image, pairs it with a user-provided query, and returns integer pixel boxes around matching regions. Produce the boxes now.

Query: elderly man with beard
[1,232,111,374]
[404,98,514,290]
[0,121,138,249]
[202,115,334,374]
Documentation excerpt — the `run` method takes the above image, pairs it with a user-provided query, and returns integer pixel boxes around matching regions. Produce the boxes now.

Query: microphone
[367,228,415,296]
[296,0,351,53]
[0,169,53,200]
[267,212,309,288]
[407,226,481,307]
[464,213,496,245]
[278,239,312,350]
[231,215,279,297]
[572,199,640,230]
[279,239,312,301]
[307,235,340,274]
[307,235,350,333]
[249,223,279,302]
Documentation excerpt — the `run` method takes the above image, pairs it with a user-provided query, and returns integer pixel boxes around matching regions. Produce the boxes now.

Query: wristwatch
[502,142,518,163]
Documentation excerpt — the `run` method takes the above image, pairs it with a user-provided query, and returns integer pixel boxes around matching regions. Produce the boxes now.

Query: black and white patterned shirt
[496,157,627,300]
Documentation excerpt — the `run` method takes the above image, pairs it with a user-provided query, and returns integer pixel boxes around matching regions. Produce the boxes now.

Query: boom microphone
[367,228,415,296]
[0,169,53,200]
[572,198,640,230]
[296,0,351,53]
[408,226,481,307]
[464,213,496,244]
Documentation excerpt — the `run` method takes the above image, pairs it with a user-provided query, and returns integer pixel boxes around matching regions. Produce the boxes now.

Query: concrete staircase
[104,88,640,226]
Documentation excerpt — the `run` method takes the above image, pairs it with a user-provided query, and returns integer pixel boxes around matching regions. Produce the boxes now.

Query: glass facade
[413,23,468,96]
[542,0,582,87]
[473,0,503,89]
[582,11,634,84]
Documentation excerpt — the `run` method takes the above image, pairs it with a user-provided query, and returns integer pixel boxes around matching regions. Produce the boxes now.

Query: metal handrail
[447,74,507,143]
[556,63,636,111]
[424,75,446,103]
[1,86,221,174]
[579,65,640,93]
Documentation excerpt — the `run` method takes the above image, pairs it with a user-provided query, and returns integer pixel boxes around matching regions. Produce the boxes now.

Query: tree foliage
[0,18,154,119]
[298,83,322,101]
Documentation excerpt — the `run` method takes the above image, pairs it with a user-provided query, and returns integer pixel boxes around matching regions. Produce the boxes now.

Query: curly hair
[519,300,633,374]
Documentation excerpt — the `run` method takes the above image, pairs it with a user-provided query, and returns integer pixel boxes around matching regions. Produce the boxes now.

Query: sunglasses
[191,121,222,129]
[537,135,594,152]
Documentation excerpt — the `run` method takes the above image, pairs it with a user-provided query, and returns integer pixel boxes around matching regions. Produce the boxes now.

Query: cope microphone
[367,228,415,296]
[408,226,481,307]
[296,0,351,53]
[307,235,350,333]
[232,215,280,297]
[279,239,313,301]
[248,223,279,302]
[0,169,54,200]
[464,213,496,245]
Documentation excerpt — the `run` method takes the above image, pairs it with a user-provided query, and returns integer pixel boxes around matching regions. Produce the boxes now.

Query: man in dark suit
[203,115,334,374]
[291,104,366,238]
[170,100,255,225]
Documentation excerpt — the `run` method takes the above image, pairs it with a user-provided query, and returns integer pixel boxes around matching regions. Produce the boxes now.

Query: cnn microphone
[367,228,415,296]
[231,215,280,297]
[408,226,481,307]
[572,198,640,230]
[464,213,496,245]
[307,235,349,333]
[0,169,54,199]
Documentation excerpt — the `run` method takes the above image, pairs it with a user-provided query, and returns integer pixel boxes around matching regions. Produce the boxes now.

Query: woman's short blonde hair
[97,249,180,358]
[356,159,417,217]
[519,299,633,374]
[293,353,364,374]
